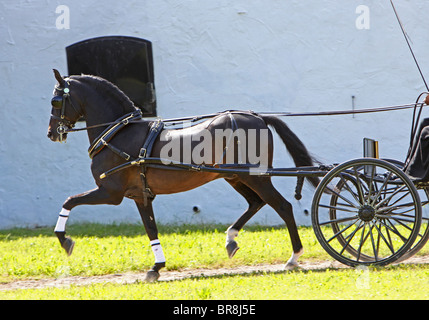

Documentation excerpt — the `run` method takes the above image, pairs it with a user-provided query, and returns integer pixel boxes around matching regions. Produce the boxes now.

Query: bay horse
[47,69,318,281]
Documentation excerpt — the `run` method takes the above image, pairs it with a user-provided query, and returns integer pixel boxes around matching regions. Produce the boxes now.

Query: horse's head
[47,69,83,142]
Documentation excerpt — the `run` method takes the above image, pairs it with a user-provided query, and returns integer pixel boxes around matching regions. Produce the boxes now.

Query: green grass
[1,223,429,300]
[0,223,327,282]
[2,264,429,300]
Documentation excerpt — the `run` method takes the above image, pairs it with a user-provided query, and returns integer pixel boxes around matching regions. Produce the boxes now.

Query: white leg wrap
[284,248,304,270]
[226,227,239,243]
[54,208,70,232]
[150,239,166,264]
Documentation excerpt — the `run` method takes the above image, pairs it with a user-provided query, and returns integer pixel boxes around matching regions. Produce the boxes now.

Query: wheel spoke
[339,221,364,255]
[325,185,360,209]
[319,203,358,214]
[319,215,359,226]
[339,174,363,206]
[371,171,393,207]
[373,220,395,254]
[369,222,379,261]
[336,201,357,209]
[356,223,367,261]
[353,167,366,205]
[375,185,408,209]
[327,219,360,243]
[379,218,409,243]
[386,188,412,207]
[377,201,417,213]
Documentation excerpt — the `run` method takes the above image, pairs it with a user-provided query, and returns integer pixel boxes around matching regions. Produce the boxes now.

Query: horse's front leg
[134,198,165,282]
[54,186,124,255]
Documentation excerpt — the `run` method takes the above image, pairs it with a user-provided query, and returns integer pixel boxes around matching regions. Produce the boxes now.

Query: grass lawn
[1,223,429,300]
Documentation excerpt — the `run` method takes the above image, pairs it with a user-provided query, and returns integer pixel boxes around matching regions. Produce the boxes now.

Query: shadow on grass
[154,265,347,284]
[0,222,296,240]
[155,260,429,284]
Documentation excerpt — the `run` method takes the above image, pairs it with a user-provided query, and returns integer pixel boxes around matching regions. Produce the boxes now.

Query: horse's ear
[53,69,64,85]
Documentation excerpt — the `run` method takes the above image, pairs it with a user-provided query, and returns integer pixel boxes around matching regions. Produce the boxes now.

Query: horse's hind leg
[225,178,265,258]
[134,198,165,282]
[239,176,304,269]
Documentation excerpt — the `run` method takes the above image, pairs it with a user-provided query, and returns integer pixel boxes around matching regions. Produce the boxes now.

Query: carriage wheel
[311,158,422,267]
[380,160,429,262]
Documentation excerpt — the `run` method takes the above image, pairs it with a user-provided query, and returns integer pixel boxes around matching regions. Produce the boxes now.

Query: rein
[64,99,429,134]
[257,101,428,117]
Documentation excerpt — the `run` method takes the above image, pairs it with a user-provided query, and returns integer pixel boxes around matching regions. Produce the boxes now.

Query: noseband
[51,80,82,142]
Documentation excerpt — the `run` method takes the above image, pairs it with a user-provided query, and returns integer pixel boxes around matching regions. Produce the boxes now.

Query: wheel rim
[312,158,421,267]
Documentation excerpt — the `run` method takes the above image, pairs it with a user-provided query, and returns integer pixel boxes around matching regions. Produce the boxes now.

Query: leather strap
[88,110,143,159]
[139,120,164,205]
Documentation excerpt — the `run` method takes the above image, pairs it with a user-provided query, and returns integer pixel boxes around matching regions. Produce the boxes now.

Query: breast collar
[88,110,144,159]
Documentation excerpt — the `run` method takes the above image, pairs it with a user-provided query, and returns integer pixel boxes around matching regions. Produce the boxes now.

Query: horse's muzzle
[47,127,67,142]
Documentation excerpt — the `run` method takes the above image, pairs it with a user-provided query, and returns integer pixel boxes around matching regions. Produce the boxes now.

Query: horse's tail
[261,115,320,191]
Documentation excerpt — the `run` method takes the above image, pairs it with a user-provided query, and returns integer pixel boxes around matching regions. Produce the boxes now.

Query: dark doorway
[66,36,156,117]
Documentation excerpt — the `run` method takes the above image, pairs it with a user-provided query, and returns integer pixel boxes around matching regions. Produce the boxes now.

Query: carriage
[96,103,429,268]
[47,34,429,282]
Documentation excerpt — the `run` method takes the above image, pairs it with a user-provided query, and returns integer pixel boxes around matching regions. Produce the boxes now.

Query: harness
[93,111,245,203]
[139,120,164,203]
[88,110,144,159]
[97,111,255,179]
[88,111,164,204]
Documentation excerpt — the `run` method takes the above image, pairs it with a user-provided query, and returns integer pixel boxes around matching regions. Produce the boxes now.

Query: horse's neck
[81,85,137,144]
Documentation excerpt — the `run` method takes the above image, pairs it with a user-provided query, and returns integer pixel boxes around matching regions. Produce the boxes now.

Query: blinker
[51,95,63,109]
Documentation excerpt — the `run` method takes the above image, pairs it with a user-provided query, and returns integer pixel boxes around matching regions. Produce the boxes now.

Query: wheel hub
[358,204,376,222]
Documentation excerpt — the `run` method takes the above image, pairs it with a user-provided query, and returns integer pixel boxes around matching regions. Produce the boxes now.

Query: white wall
[1,0,428,229]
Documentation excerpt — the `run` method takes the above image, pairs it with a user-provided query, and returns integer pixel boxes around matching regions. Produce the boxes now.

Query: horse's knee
[109,194,124,205]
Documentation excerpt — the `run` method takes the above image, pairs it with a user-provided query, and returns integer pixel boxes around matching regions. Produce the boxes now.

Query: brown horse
[47,69,318,281]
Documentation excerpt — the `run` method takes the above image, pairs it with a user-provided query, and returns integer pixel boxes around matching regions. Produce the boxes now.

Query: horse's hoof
[283,261,299,271]
[61,237,75,256]
[145,270,160,282]
[226,240,239,259]
[283,248,304,270]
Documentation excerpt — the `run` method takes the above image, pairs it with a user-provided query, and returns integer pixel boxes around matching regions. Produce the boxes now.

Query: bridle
[50,79,82,142]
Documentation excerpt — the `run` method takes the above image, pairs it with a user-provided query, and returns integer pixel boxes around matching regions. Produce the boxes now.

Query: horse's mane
[72,74,138,113]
